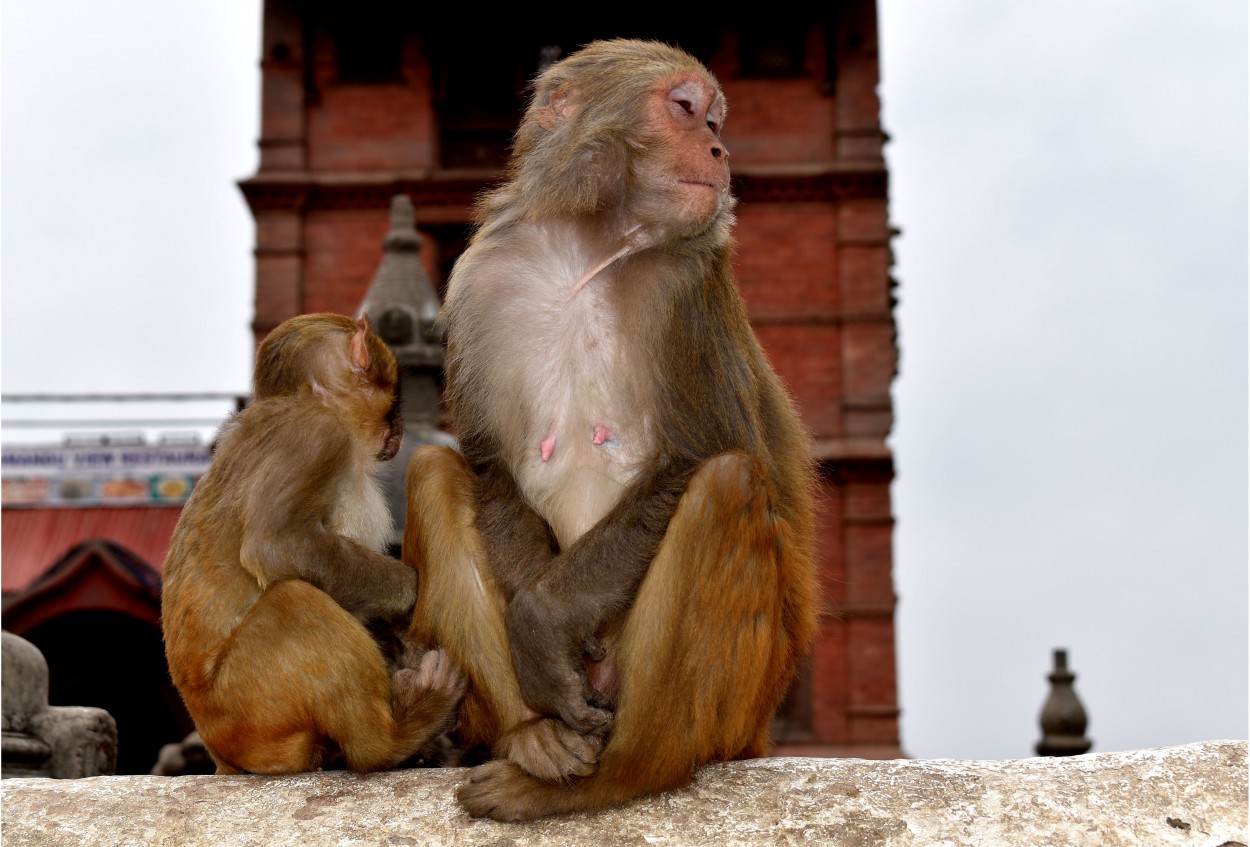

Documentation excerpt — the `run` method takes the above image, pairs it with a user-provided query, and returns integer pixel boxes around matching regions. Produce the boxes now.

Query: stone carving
[1,630,117,779]
[150,730,214,776]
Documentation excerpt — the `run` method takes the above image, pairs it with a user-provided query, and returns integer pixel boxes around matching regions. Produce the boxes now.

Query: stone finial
[1036,648,1092,756]
[381,193,420,253]
[359,195,442,363]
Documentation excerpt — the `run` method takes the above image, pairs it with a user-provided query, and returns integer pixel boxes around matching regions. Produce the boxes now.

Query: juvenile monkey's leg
[403,445,602,781]
[201,580,463,774]
[458,451,816,820]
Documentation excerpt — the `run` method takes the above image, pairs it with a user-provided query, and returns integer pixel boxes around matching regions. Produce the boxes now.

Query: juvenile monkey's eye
[707,120,719,133]
[676,99,694,114]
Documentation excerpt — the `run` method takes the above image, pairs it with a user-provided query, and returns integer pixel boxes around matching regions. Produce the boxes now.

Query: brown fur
[163,313,464,774]
[403,40,818,820]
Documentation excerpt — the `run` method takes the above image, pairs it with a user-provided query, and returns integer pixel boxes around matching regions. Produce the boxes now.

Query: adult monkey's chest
[510,266,657,550]
[445,218,668,549]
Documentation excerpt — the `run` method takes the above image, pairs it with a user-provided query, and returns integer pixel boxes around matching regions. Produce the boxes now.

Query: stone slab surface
[2,740,1245,846]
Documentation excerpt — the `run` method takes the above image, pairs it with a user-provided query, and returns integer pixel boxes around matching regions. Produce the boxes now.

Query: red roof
[1,506,183,593]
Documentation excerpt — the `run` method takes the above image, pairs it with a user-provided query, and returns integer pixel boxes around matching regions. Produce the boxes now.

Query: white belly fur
[453,221,652,550]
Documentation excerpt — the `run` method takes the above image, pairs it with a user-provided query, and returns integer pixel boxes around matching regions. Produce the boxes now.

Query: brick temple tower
[239,4,902,758]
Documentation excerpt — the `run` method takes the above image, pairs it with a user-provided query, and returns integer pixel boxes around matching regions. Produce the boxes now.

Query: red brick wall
[721,79,839,164]
[755,323,845,439]
[735,204,840,314]
[305,53,436,172]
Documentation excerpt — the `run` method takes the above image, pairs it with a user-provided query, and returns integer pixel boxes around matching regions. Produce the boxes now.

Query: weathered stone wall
[2,741,1244,847]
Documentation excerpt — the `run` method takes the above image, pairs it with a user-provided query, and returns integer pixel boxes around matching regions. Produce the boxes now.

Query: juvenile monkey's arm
[241,526,416,625]
[238,410,417,626]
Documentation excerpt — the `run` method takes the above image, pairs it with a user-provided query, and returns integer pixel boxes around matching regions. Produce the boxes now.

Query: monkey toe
[457,761,510,819]
[458,761,542,822]
[559,699,613,736]
[552,725,604,778]
[394,632,426,671]
[414,648,467,698]
[497,718,600,783]
[392,664,462,715]
[415,647,445,679]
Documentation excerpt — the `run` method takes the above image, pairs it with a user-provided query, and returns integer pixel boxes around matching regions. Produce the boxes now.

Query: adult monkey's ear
[537,90,576,131]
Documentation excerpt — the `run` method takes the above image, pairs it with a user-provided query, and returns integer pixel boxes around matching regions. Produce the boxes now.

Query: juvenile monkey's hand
[506,584,612,736]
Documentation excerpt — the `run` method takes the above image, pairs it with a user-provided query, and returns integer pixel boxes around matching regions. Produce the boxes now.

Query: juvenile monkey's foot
[393,631,428,672]
[386,652,467,768]
[416,648,467,698]
[495,717,603,783]
[392,648,467,716]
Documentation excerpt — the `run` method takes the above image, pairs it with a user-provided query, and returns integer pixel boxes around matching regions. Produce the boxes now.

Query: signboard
[1,444,212,507]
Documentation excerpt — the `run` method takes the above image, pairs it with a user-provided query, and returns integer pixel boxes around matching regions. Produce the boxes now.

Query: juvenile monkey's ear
[350,313,372,371]
[537,90,575,130]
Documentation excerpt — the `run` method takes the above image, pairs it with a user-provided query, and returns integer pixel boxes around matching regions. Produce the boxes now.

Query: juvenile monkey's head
[503,39,734,242]
[254,313,403,461]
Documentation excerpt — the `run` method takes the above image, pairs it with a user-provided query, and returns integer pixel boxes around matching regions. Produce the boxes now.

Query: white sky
[1,2,1246,760]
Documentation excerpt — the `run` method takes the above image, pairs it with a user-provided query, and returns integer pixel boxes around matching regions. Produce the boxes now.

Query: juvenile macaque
[403,40,818,820]
[163,313,464,774]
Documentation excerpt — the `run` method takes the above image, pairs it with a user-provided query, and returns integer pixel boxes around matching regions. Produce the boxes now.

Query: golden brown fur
[163,313,464,774]
[403,40,817,820]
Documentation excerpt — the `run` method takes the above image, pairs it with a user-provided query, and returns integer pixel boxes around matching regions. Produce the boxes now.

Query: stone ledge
[1,740,1245,847]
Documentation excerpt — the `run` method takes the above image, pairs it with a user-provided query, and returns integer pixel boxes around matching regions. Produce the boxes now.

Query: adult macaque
[163,313,464,774]
[403,40,818,820]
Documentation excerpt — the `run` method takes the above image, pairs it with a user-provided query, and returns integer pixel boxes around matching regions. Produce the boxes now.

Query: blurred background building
[2,2,902,771]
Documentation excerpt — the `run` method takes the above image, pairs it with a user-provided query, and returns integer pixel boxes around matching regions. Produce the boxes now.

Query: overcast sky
[2,3,1246,761]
